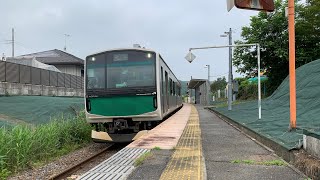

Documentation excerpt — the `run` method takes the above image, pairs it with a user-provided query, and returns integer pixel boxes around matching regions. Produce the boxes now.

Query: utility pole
[12,28,14,57]
[205,65,210,82]
[205,64,211,105]
[64,34,70,51]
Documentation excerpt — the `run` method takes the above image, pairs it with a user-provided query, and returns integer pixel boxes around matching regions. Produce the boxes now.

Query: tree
[210,77,227,93]
[233,0,320,93]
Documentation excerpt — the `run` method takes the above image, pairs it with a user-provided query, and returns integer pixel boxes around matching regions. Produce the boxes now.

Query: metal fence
[0,61,84,89]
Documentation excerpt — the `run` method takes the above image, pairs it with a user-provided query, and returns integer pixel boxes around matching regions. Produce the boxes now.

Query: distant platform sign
[234,0,275,12]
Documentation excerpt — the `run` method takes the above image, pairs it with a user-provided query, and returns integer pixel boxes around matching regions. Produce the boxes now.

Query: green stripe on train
[89,96,156,116]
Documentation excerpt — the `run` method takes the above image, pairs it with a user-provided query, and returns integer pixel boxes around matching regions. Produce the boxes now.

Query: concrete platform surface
[128,105,307,180]
[128,104,191,150]
[79,104,307,180]
[197,105,306,180]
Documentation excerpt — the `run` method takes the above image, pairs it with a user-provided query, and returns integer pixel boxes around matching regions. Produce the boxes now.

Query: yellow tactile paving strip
[160,105,204,180]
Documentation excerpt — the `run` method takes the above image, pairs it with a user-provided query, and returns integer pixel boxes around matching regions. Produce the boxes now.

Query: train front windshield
[86,51,156,91]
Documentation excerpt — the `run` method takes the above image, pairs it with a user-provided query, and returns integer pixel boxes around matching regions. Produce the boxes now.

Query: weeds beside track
[0,111,92,180]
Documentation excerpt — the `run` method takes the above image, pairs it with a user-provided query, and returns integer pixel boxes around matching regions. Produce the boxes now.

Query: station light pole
[220,28,233,110]
[185,43,261,119]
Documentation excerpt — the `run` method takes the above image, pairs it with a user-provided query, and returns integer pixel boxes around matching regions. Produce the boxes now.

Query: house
[17,49,84,77]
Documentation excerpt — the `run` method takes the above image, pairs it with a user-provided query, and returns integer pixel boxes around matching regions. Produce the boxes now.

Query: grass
[211,100,250,108]
[231,159,241,164]
[153,146,161,150]
[242,160,255,164]
[134,151,153,167]
[260,160,287,166]
[134,147,163,167]
[0,111,92,179]
[231,159,287,166]
[231,159,255,164]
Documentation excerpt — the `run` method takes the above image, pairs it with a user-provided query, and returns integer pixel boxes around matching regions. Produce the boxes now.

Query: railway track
[49,143,115,180]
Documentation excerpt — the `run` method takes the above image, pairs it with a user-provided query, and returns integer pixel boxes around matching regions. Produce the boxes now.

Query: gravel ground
[8,143,118,180]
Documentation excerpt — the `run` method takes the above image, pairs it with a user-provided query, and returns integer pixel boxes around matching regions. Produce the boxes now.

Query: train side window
[173,81,175,95]
[176,84,178,96]
[165,71,168,95]
[169,78,172,95]
[177,84,179,96]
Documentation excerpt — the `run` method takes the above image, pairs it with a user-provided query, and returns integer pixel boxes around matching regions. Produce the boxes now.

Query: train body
[85,48,183,142]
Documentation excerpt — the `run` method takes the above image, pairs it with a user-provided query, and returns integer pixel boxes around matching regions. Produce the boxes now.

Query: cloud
[0,0,258,80]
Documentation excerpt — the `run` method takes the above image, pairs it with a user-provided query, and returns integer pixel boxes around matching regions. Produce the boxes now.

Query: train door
[161,67,165,114]
[173,81,177,107]
[165,71,169,112]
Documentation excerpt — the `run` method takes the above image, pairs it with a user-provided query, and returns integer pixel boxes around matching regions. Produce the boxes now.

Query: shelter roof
[188,79,208,89]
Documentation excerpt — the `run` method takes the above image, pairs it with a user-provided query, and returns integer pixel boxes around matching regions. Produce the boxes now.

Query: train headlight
[146,53,152,58]
[91,57,96,61]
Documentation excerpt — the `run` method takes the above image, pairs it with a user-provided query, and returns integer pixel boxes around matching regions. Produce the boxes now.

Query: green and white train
[85,48,183,142]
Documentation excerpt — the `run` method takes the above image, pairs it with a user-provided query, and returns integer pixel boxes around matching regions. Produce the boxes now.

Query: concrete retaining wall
[303,135,320,159]
[0,82,83,97]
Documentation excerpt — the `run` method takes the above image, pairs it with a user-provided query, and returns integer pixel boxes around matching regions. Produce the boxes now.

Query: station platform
[78,104,306,180]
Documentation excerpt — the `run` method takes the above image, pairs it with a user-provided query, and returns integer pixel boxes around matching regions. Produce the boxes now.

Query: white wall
[0,82,83,97]
[55,65,83,76]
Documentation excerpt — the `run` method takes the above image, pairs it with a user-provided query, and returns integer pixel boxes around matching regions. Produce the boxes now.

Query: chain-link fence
[0,61,84,89]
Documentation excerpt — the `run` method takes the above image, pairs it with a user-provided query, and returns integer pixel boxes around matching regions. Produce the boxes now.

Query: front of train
[85,48,161,142]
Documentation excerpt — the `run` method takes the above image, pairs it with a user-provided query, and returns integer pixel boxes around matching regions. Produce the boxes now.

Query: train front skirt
[91,130,148,143]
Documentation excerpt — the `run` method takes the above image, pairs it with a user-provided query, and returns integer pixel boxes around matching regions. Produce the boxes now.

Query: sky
[0,0,259,81]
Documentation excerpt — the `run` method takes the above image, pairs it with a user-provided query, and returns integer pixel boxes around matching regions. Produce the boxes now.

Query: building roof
[18,49,84,66]
[188,79,208,89]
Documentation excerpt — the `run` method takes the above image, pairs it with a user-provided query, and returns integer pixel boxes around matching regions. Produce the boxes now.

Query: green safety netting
[0,96,84,127]
[211,59,320,150]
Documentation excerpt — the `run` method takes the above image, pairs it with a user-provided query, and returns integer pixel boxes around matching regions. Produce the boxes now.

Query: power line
[210,72,228,78]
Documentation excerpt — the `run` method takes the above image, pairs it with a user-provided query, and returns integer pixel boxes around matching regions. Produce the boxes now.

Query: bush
[237,79,270,100]
[237,81,258,100]
[0,111,92,179]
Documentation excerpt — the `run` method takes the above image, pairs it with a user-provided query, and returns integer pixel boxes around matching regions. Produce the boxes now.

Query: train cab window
[86,54,106,89]
[106,51,156,89]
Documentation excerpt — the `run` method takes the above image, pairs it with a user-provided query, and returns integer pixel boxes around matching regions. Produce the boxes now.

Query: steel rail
[49,143,114,180]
